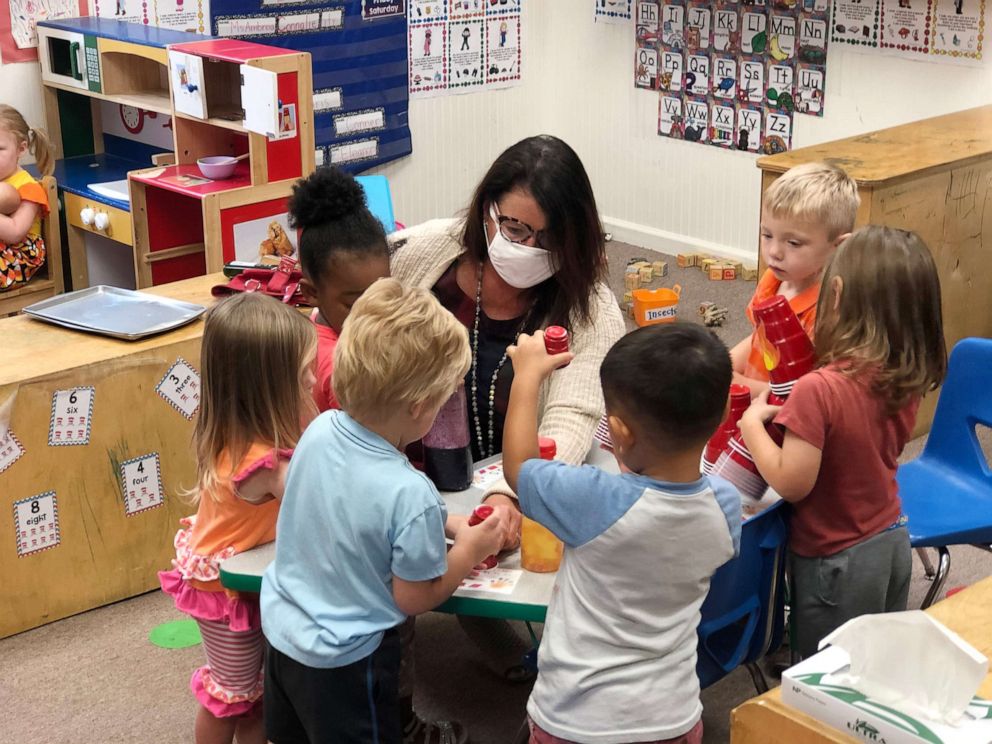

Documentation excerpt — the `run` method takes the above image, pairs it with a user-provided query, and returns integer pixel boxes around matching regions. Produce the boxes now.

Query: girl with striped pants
[159,293,317,744]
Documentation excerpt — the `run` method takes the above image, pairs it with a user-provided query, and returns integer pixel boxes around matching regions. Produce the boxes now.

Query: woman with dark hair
[390,135,625,743]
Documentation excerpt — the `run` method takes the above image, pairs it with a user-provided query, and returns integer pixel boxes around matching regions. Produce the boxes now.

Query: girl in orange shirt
[159,293,316,744]
[0,105,54,291]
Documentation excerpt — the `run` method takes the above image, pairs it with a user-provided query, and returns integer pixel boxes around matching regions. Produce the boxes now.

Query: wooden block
[638,266,653,283]
[624,273,640,291]
[677,253,691,268]
[625,264,640,275]
[622,290,633,306]
[723,266,737,280]
[700,258,717,273]
[709,265,724,280]
[742,266,759,281]
[652,260,668,277]
[729,260,743,273]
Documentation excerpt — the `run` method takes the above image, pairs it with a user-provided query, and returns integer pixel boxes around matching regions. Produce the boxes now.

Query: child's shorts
[264,627,401,744]
[0,236,45,290]
[528,718,703,744]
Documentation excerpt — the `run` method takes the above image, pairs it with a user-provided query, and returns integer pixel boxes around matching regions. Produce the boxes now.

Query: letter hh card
[635,1,661,88]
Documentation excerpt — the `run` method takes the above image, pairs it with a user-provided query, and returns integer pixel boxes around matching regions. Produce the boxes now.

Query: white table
[219,446,620,621]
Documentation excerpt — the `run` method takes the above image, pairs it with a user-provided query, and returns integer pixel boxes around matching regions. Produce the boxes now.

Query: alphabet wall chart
[637,0,830,154]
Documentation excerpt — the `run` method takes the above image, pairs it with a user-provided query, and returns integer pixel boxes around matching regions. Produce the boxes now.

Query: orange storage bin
[632,285,682,326]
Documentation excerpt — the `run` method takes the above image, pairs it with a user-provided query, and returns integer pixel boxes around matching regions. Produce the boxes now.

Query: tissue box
[782,645,992,744]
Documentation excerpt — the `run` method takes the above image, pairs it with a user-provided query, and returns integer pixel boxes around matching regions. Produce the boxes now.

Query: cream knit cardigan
[389,219,625,491]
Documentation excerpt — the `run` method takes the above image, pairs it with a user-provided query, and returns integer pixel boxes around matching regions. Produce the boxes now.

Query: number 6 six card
[48,387,95,446]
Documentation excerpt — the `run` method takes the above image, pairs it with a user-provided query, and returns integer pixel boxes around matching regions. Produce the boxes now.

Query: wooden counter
[0,274,223,638]
[730,575,992,744]
[758,106,992,433]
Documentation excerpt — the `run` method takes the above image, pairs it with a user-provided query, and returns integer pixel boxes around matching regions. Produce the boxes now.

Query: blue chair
[355,175,396,233]
[696,500,788,693]
[897,337,992,609]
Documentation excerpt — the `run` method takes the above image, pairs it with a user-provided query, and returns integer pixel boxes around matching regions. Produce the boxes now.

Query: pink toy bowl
[196,156,238,180]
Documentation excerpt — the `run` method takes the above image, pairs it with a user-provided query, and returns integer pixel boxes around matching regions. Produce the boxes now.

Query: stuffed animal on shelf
[259,221,294,258]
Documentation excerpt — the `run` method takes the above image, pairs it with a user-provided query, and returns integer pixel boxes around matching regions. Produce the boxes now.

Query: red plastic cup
[703,384,752,474]
[538,437,557,460]
[468,505,498,569]
[544,326,570,367]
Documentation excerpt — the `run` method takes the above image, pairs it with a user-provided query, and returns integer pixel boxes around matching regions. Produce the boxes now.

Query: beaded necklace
[469,264,524,459]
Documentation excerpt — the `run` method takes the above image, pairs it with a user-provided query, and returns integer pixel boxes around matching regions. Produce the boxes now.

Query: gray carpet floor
[2,241,989,744]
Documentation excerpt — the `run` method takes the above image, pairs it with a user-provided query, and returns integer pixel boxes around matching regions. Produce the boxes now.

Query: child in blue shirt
[503,323,742,744]
[260,278,504,744]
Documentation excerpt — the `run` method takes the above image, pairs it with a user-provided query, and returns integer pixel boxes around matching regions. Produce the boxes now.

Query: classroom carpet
[2,241,990,744]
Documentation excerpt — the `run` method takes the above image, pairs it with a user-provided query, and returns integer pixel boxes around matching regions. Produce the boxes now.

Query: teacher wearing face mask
[388,134,625,738]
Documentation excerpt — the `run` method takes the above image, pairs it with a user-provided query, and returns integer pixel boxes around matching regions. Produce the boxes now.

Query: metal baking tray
[23,286,206,340]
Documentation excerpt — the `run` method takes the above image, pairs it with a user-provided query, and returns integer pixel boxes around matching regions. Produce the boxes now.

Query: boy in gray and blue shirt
[504,323,741,744]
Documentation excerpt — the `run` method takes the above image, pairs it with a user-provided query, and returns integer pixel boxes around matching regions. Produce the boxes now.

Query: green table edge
[219,566,548,623]
[219,566,265,593]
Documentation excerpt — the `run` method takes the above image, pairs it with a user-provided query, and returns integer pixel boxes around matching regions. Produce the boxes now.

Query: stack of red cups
[702,384,752,475]
[711,295,816,507]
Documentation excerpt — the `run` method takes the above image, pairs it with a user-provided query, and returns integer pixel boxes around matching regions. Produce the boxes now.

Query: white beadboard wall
[3,1,992,261]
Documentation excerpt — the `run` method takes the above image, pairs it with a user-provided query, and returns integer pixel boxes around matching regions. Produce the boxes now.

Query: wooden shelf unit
[36,18,315,290]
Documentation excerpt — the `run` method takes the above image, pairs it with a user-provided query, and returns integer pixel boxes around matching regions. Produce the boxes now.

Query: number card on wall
[48,387,95,446]
[0,428,25,474]
[156,358,201,420]
[14,491,60,557]
[120,453,165,516]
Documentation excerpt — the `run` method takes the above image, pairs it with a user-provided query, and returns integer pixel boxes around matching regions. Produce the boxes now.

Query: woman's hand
[507,331,573,382]
[740,388,782,428]
[481,493,522,551]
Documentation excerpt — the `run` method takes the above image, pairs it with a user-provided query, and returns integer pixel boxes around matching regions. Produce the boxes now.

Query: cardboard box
[782,646,992,744]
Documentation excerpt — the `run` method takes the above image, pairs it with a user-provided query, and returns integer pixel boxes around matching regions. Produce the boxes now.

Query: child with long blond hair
[740,225,947,658]
[159,293,317,744]
[0,104,54,291]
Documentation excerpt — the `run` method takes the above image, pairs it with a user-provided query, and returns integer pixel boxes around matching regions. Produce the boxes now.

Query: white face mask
[485,204,556,289]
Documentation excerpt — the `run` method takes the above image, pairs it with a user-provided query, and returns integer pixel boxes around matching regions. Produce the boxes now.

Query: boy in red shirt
[730,162,860,396]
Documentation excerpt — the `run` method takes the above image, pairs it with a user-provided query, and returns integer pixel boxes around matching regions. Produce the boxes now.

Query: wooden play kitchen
[36,17,314,290]
[758,105,992,433]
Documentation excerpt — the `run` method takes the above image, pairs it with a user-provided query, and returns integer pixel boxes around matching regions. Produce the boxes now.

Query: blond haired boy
[261,278,504,744]
[732,162,860,395]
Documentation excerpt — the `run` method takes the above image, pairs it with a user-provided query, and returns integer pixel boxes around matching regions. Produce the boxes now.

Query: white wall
[373,1,992,262]
[3,1,992,260]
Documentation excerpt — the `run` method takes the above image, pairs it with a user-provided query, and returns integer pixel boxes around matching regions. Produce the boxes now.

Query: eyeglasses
[494,204,548,249]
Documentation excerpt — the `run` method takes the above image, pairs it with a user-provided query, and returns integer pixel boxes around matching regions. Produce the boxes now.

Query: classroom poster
[0,0,83,62]
[596,0,632,24]
[831,0,984,60]
[831,0,880,46]
[879,0,932,54]
[642,0,831,154]
[409,0,524,98]
[931,0,985,60]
